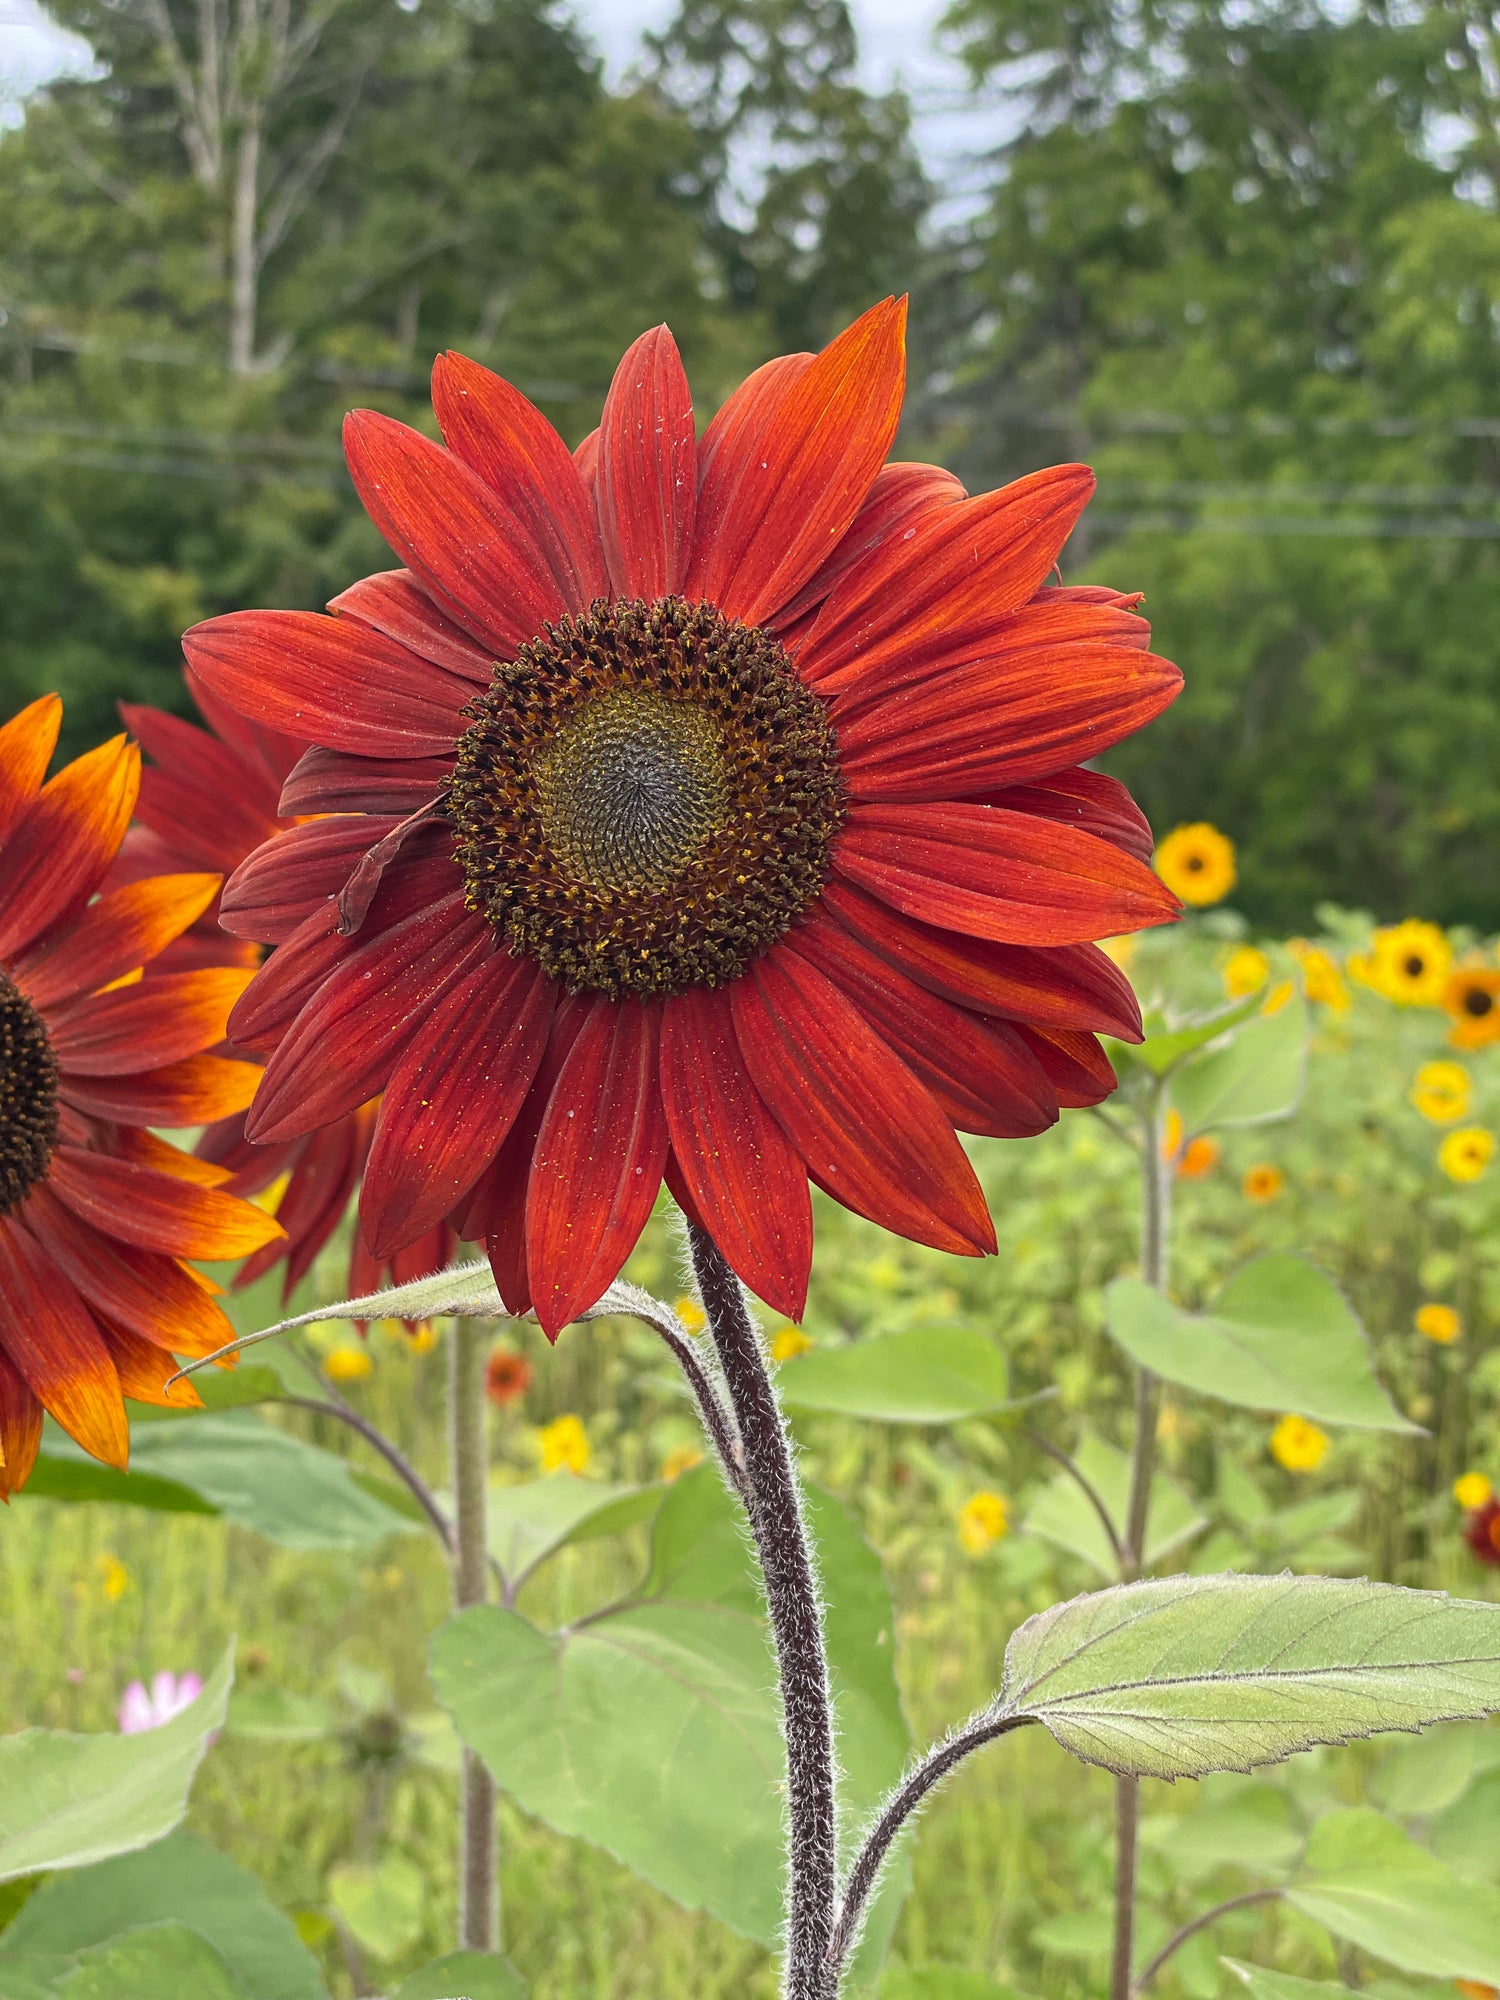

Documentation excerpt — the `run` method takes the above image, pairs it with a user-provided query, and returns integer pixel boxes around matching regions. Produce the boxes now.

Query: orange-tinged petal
[114,1125,235,1189]
[47,967,256,1074]
[0,736,140,961]
[686,298,908,625]
[61,1053,261,1127]
[103,1319,203,1409]
[0,1349,43,1500]
[0,694,62,845]
[0,1218,128,1468]
[13,873,222,1010]
[49,1147,284,1260]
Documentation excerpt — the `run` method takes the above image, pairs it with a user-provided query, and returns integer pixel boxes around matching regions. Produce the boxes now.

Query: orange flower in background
[1243,1163,1285,1203]
[185,300,1182,1338]
[1176,1135,1220,1179]
[1462,1495,1500,1567]
[1154,823,1235,906]
[0,698,282,1496]
[1416,1303,1462,1345]
[1444,967,1500,1049]
[484,1347,532,1406]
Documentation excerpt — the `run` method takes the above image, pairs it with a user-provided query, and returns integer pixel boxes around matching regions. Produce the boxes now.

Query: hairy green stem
[449,1318,499,1953]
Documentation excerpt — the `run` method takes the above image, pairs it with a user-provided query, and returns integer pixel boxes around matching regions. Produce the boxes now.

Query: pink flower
[118,1670,204,1734]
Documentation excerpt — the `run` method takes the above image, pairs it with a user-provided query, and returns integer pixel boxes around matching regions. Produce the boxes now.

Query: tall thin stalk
[1111,1086,1172,2000]
[449,1317,498,1952]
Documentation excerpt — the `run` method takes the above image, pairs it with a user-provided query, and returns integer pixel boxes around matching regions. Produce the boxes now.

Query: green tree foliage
[938,0,1500,927]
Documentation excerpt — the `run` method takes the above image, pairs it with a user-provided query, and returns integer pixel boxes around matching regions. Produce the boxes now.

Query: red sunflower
[117,675,456,1303]
[184,298,1180,1340]
[0,697,284,1495]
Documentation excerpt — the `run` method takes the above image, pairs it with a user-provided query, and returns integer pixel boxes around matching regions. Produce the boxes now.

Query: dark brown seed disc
[0,974,59,1215]
[448,596,844,998]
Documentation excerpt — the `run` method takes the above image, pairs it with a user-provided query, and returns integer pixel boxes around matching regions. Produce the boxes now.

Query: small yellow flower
[1161,1107,1184,1161]
[771,1326,815,1364]
[1260,979,1294,1017]
[1416,1302,1462,1345]
[1444,968,1500,1050]
[1454,1472,1493,1510]
[538,1414,591,1475]
[1269,1414,1328,1473]
[1154,823,1236,906]
[1290,942,1350,1012]
[325,1345,373,1383]
[1176,1135,1220,1180]
[673,1295,707,1336]
[660,1446,704,1483]
[1222,945,1270,998]
[1439,1127,1495,1184]
[407,1321,440,1355]
[1368,919,1452,1006]
[1242,1163,1285,1203]
[97,1554,130,1604]
[1410,1060,1471,1125]
[957,1490,1009,1554]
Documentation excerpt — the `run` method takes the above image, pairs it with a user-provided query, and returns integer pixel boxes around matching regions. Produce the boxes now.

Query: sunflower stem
[1111,1087,1173,2000]
[687,1226,837,2000]
[449,1316,499,1954]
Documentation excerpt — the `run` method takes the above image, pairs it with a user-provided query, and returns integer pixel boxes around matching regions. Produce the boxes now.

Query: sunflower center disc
[449,596,843,998]
[1465,986,1493,1018]
[0,974,59,1216]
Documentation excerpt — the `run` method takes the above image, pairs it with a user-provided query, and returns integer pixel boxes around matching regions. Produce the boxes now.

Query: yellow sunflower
[957,1490,1009,1554]
[1439,1127,1495,1184]
[1243,1163,1285,1203]
[1368,920,1452,1006]
[1415,1302,1461,1345]
[1155,823,1236,906]
[1222,945,1269,997]
[1270,1414,1327,1473]
[1410,1060,1471,1124]
[1444,967,1500,1050]
[1455,1472,1493,1510]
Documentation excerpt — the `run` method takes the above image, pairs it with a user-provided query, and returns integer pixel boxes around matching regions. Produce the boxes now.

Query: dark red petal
[61,1053,261,1126]
[431,351,607,609]
[361,955,553,1258]
[770,461,964,642]
[658,986,811,1320]
[20,1187,235,1358]
[242,1114,369,1297]
[278,746,454,818]
[976,768,1155,865]
[836,803,1181,946]
[686,299,907,624]
[0,736,139,961]
[0,1349,43,1499]
[12,873,221,1010]
[800,465,1097,687]
[184,610,470,758]
[0,695,62,845]
[220,817,403,943]
[1016,1025,1118,1107]
[343,408,566,654]
[184,665,306,794]
[526,999,669,1339]
[836,645,1183,800]
[247,900,491,1141]
[596,325,697,599]
[0,1216,127,1467]
[729,947,994,1255]
[574,428,600,490]
[662,1151,709,1236]
[329,569,495,682]
[48,1146,284,1260]
[48,967,255,1074]
[789,913,1058,1138]
[818,875,1143,1039]
[119,701,284,870]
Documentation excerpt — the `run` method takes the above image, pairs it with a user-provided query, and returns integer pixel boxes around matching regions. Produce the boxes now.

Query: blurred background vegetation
[2,0,1499,930]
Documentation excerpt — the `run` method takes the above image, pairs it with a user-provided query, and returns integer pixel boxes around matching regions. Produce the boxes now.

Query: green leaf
[1122,993,1267,1075]
[879,1969,1035,2000]
[777,1327,1011,1424]
[1105,1257,1414,1432]
[0,1646,232,1881]
[486,1476,662,1593]
[1371,1721,1491,1816]
[0,1830,325,2000]
[17,1450,214,1514]
[1170,997,1307,1133]
[1142,1779,1303,1877]
[391,1952,525,2000]
[1430,1765,1500,1879]
[1290,1809,1500,1980]
[431,1467,909,1960]
[988,1573,1500,1781]
[224,1690,339,1744]
[1222,1963,1354,2000]
[1023,1432,1205,1577]
[189,1367,293,1413]
[328,1857,423,1962]
[0,1956,70,2000]
[53,1923,251,2000]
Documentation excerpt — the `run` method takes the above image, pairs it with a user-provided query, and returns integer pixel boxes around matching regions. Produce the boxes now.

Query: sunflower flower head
[1154,823,1236,906]
[1269,1414,1327,1473]
[1221,945,1269,998]
[185,301,1183,1339]
[485,1346,533,1406]
[1368,919,1452,1007]
[1462,1496,1500,1568]
[1243,1163,1285,1203]
[1439,1127,1495,1184]
[1416,1302,1462,1345]
[1454,1471,1492,1510]
[538,1413,590,1475]
[1444,966,1500,1050]
[1410,1060,1471,1125]
[957,1489,1009,1553]
[1176,1135,1220,1180]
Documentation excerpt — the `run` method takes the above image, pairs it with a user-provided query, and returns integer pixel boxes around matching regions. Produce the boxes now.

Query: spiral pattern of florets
[0,975,58,1216]
[448,596,843,998]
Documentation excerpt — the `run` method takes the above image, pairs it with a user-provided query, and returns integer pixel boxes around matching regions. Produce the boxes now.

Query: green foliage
[49,1923,252,2000]
[1289,1809,1500,1980]
[0,1647,232,1880]
[392,1955,525,2000]
[485,1476,664,1597]
[328,1856,425,1963]
[1169,1000,1309,1137]
[778,1326,1012,1424]
[1024,1431,1205,1576]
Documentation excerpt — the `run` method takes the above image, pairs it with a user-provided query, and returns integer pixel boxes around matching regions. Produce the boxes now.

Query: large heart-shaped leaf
[0,1647,232,1881]
[486,1476,662,1594]
[51,1923,251,2000]
[392,1954,525,2000]
[1106,1257,1414,1432]
[328,1857,424,1963]
[1023,1432,1205,1577]
[987,1573,1500,1781]
[1222,1964,1352,2000]
[1290,1809,1500,1981]
[777,1327,1011,1424]
[1170,997,1307,1133]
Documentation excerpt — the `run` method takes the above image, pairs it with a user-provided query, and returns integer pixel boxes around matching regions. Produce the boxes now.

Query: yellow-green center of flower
[449,596,843,998]
[0,973,58,1215]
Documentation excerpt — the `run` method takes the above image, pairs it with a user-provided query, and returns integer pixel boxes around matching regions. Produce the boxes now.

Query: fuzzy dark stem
[687,1225,836,2000]
[649,1314,749,1503]
[1130,1889,1283,1993]
[450,1318,499,1953]
[281,1395,453,1553]
[1020,1427,1125,1569]
[825,1714,1033,1983]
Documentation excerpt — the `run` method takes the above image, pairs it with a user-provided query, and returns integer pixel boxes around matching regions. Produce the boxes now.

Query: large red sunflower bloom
[0,697,285,1494]
[116,675,456,1302]
[185,298,1180,1339]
